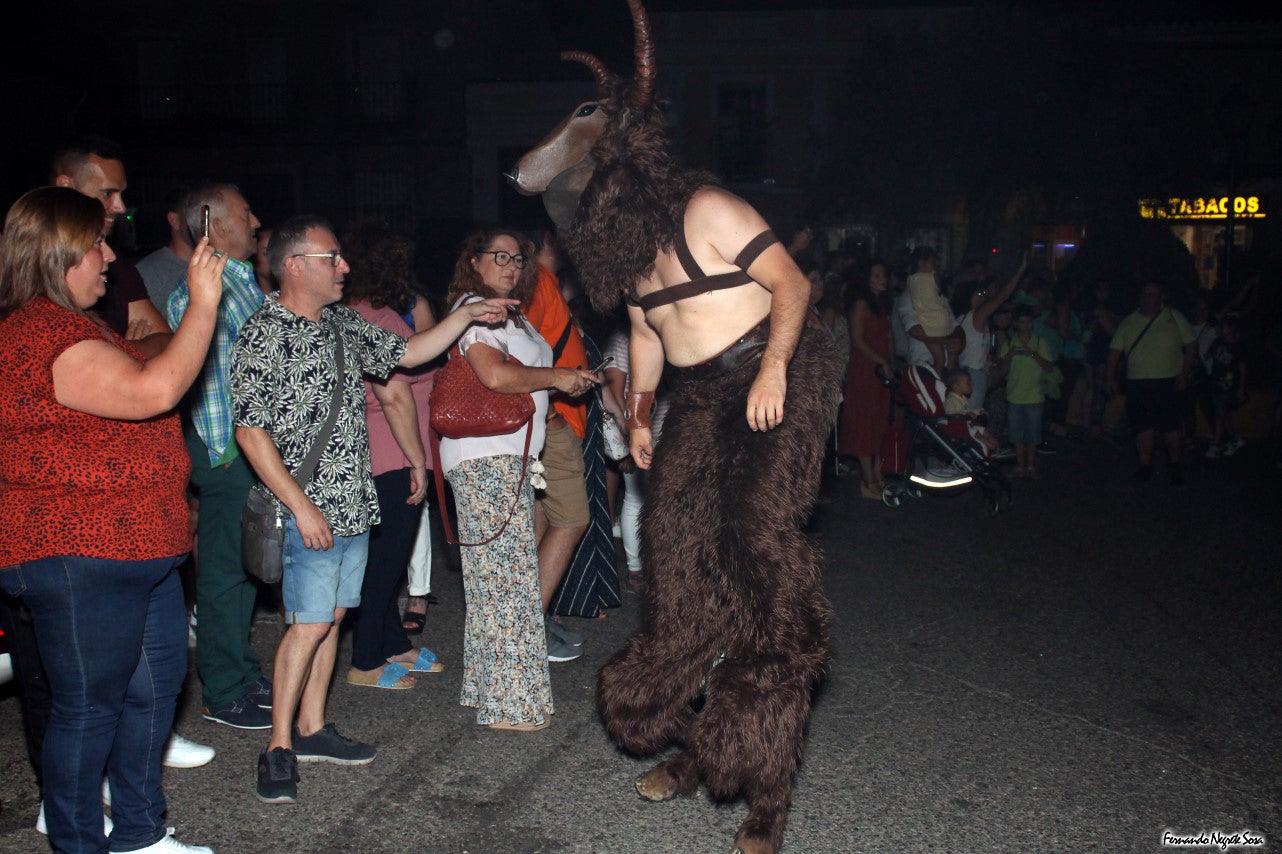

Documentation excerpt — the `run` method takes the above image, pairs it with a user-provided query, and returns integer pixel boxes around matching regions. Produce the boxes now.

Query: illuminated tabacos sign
[1139,196,1266,221]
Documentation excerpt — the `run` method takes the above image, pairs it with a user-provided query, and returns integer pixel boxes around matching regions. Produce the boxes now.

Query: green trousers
[185,430,264,710]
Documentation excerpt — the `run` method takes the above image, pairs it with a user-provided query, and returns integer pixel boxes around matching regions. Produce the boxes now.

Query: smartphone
[589,355,615,374]
[201,205,211,239]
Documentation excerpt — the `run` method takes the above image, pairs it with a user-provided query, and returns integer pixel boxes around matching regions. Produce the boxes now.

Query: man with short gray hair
[231,215,514,804]
[167,182,273,732]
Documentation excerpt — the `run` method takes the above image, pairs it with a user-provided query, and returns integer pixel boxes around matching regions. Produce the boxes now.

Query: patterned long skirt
[447,454,553,726]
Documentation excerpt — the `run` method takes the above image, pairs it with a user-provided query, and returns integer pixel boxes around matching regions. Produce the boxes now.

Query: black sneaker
[546,631,583,663]
[1168,463,1184,486]
[256,747,299,804]
[203,696,272,730]
[1036,441,1058,456]
[246,677,273,710]
[292,723,376,766]
[1132,464,1153,483]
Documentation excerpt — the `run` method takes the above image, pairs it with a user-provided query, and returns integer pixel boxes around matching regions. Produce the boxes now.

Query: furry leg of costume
[598,326,840,853]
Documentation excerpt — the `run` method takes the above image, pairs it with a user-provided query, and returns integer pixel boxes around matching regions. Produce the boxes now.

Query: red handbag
[429,348,535,438]
[428,347,536,546]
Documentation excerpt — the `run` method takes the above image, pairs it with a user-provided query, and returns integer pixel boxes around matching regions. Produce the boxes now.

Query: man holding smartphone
[166,182,273,731]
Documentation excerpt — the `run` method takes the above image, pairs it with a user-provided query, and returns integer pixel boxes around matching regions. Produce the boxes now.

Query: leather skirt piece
[674,316,770,382]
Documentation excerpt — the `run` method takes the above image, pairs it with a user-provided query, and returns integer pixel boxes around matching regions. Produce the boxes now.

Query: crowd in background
[783,233,1282,489]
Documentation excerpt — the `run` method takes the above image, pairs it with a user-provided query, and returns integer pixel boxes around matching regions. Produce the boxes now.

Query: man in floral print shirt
[230,215,513,804]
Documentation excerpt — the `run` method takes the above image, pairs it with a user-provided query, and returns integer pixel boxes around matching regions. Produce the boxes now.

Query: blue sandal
[346,662,414,690]
[396,647,444,673]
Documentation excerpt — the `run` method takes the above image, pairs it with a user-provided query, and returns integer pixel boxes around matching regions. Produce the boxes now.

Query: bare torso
[632,188,777,366]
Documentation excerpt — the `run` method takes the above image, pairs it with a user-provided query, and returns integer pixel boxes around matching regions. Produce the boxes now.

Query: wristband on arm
[624,390,656,431]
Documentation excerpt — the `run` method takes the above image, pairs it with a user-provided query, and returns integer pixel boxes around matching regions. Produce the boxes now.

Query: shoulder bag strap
[430,421,532,547]
[549,319,574,365]
[292,332,346,490]
[1125,310,1162,360]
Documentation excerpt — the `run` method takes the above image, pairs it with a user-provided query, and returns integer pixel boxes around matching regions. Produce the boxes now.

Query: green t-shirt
[1000,335,1054,404]
[1109,308,1194,380]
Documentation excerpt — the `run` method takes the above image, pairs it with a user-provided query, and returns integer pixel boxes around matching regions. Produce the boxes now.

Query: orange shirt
[525,267,588,439]
[0,298,191,565]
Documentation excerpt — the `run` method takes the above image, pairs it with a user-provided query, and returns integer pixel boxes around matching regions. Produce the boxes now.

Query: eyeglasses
[477,250,527,269]
[290,251,344,267]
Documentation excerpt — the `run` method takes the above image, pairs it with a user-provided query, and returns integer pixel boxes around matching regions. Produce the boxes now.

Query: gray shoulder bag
[241,334,346,584]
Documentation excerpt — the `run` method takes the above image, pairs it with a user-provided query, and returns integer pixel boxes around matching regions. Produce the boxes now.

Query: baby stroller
[879,364,1012,516]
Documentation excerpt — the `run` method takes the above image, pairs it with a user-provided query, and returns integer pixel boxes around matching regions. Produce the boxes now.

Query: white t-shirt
[438,297,553,473]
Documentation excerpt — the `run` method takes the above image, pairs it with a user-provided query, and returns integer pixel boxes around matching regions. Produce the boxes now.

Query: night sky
[1,0,1278,287]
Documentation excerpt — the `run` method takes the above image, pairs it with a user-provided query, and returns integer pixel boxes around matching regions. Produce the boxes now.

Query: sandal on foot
[484,719,550,732]
[401,598,428,634]
[392,647,443,673]
[859,480,881,500]
[346,662,414,690]
[401,609,426,635]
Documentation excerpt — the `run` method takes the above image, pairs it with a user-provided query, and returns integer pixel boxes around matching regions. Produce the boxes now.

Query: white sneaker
[1224,438,1245,456]
[163,732,216,769]
[1205,444,1222,459]
[35,801,113,836]
[129,828,214,854]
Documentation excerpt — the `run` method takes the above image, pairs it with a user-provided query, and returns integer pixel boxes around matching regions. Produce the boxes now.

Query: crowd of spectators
[0,136,600,849]
[794,235,1281,490]
[2,134,1280,852]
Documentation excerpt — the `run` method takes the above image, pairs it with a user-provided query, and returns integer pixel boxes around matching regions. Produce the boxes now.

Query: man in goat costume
[509,3,840,851]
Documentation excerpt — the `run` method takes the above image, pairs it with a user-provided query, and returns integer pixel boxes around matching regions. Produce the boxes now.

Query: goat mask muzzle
[542,154,598,231]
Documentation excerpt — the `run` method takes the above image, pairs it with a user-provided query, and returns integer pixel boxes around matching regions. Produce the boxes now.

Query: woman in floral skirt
[439,228,598,731]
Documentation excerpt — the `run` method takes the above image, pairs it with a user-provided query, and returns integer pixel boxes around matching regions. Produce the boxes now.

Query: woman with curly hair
[440,227,598,730]
[341,222,445,689]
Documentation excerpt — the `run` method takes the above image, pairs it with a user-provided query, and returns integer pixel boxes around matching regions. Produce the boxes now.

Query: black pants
[348,468,419,671]
[0,590,51,789]
[1046,359,1085,426]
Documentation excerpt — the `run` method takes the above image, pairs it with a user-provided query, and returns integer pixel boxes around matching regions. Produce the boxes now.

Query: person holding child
[904,246,954,368]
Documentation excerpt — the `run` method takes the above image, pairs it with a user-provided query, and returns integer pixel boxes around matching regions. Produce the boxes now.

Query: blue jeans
[282,516,369,624]
[1008,401,1045,445]
[0,555,186,854]
[966,367,989,412]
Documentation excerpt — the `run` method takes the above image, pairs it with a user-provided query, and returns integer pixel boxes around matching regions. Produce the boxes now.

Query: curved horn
[626,0,656,109]
[561,51,613,100]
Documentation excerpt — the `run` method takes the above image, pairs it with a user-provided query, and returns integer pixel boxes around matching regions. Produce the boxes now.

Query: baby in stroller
[881,363,1011,515]
[943,369,1001,454]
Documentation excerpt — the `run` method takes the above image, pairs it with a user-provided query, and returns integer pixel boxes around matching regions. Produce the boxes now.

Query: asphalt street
[1,436,1278,853]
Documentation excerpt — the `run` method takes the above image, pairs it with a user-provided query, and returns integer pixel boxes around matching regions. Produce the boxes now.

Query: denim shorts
[1007,401,1044,445]
[281,517,368,624]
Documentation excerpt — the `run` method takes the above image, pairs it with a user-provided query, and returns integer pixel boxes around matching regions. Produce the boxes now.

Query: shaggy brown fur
[597,325,841,852]
[562,82,715,314]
